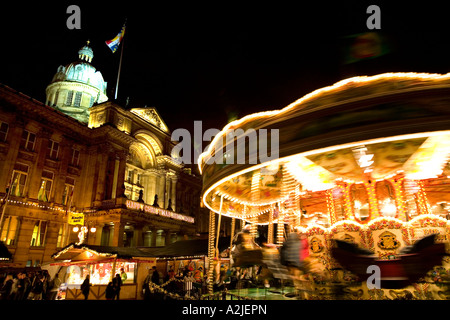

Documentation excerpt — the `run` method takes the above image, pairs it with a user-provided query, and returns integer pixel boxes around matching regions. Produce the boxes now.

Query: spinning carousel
[199,73,450,300]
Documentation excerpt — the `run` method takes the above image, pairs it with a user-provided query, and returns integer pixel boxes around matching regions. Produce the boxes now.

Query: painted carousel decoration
[199,73,450,299]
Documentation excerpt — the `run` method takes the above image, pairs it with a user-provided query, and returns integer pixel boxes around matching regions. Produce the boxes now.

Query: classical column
[111,221,125,247]
[134,224,144,247]
[115,151,127,201]
[151,228,157,247]
[165,175,171,209]
[94,144,110,203]
[111,157,120,199]
[170,175,177,211]
[165,229,172,246]
[158,171,166,208]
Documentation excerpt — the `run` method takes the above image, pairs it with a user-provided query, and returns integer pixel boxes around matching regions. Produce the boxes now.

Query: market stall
[46,244,157,300]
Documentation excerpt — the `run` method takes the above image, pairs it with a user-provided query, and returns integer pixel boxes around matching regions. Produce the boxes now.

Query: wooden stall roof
[51,237,231,262]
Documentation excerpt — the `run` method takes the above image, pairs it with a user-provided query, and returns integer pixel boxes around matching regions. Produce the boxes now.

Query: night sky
[2,1,450,135]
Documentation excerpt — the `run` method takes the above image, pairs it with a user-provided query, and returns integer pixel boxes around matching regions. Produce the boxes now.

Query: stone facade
[0,83,208,267]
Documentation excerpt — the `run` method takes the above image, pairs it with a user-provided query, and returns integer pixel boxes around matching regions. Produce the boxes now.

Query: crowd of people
[0,269,60,300]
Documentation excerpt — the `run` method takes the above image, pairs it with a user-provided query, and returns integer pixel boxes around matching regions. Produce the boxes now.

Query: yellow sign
[68,213,84,225]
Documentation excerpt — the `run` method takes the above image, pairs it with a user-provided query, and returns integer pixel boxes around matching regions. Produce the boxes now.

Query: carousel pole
[241,206,247,229]
[268,205,274,244]
[215,195,224,258]
[207,210,216,295]
[230,217,235,250]
[277,202,285,245]
[326,189,337,226]
[250,216,258,239]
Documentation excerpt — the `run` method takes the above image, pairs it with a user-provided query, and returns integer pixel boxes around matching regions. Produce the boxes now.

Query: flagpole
[64,187,74,246]
[114,21,126,101]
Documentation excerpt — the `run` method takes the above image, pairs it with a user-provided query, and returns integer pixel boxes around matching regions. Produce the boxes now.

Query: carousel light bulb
[90,227,97,233]
[73,226,79,232]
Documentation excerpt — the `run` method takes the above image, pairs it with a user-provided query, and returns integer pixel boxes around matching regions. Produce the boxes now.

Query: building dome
[78,42,94,63]
[45,41,108,123]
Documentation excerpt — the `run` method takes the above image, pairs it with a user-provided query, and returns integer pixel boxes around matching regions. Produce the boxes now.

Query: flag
[105,23,126,53]
[341,32,390,64]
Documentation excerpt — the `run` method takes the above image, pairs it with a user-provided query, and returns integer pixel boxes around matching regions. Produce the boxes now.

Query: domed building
[45,41,108,123]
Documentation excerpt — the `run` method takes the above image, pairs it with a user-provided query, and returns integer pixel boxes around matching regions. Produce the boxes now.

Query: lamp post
[73,223,97,245]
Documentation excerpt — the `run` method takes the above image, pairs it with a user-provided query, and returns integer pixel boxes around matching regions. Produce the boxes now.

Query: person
[167,266,175,279]
[15,272,25,300]
[112,273,122,300]
[22,272,32,300]
[184,271,196,296]
[48,272,62,300]
[194,267,203,283]
[80,274,91,300]
[231,225,262,268]
[0,274,13,300]
[28,274,44,300]
[151,266,159,284]
[120,267,127,283]
[105,282,115,300]
[42,269,51,299]
[9,274,19,300]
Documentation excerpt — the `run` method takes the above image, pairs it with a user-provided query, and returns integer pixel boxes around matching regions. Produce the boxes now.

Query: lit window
[74,92,82,107]
[62,181,74,205]
[11,166,28,197]
[47,140,60,159]
[38,170,53,202]
[0,216,20,245]
[20,131,36,151]
[66,91,74,105]
[56,224,67,248]
[30,220,47,247]
[71,149,80,166]
[0,122,9,142]
[127,170,133,183]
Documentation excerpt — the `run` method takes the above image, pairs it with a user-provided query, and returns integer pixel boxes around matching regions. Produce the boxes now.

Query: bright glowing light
[403,134,450,180]
[285,155,335,192]
[380,198,397,217]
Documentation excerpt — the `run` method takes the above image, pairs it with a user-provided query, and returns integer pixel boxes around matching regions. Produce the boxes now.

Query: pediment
[131,107,169,133]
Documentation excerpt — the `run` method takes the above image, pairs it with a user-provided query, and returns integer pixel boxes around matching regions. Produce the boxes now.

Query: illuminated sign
[68,212,84,225]
[125,200,195,224]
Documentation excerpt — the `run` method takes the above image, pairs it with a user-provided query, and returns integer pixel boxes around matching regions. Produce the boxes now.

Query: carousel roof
[198,73,450,225]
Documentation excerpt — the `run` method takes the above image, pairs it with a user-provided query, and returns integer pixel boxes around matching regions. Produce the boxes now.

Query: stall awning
[0,241,12,262]
[145,237,231,259]
[51,238,231,264]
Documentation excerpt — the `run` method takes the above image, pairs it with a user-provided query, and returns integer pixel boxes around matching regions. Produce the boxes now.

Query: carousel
[199,72,450,300]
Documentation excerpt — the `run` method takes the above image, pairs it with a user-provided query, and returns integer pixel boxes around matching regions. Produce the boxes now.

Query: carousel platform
[226,286,298,300]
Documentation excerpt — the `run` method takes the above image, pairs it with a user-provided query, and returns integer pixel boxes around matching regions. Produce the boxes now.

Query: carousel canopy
[198,73,450,226]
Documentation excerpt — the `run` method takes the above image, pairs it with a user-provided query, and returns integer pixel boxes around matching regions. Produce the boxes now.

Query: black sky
[2,2,450,134]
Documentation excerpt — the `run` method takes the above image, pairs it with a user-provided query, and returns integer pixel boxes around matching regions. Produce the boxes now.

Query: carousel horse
[230,228,264,268]
[331,234,447,289]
